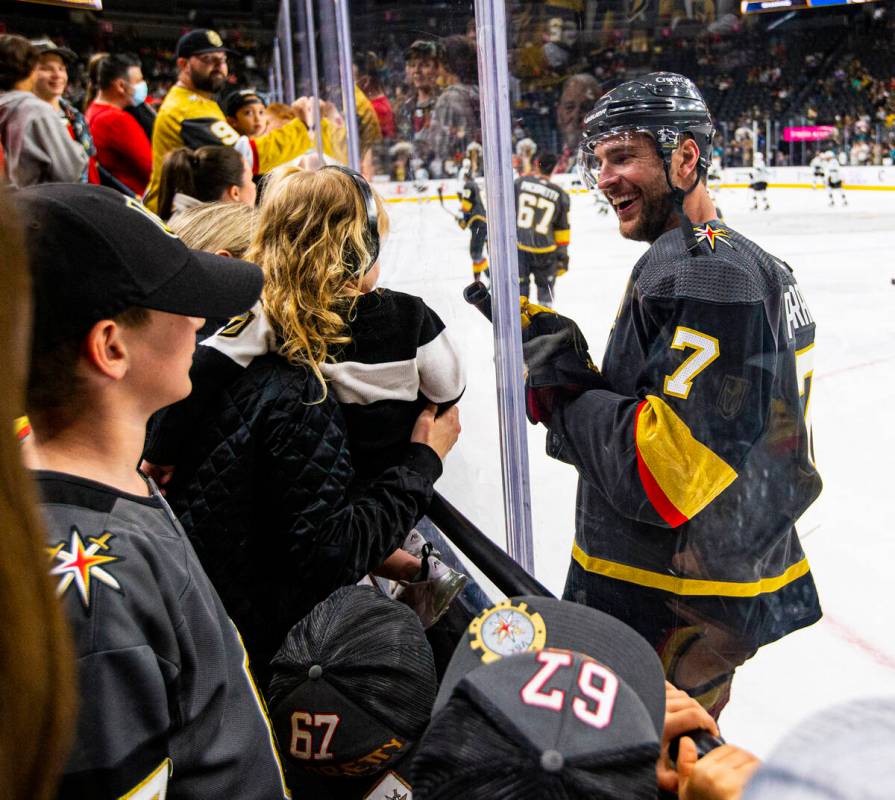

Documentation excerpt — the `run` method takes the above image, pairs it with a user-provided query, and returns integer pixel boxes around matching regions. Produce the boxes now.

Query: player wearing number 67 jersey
[514,152,570,307]
[143,29,313,211]
[551,73,822,717]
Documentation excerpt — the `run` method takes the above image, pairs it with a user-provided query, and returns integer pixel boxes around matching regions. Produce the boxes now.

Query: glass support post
[472,0,535,574]
[280,0,296,102]
[333,0,361,170]
[302,0,324,157]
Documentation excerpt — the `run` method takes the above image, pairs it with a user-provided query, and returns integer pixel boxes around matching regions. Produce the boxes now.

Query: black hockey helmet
[576,72,714,193]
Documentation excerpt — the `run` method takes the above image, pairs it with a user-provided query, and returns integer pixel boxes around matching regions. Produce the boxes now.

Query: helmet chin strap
[662,157,704,254]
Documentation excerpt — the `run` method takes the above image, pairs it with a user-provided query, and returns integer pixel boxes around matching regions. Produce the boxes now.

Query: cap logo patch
[124,196,179,239]
[47,528,123,611]
[207,30,223,46]
[468,599,547,664]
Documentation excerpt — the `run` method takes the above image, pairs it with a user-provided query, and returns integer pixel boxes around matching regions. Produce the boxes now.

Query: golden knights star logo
[47,528,122,609]
[693,223,733,251]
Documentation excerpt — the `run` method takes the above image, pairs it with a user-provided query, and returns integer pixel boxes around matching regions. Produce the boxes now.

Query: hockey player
[748,151,770,211]
[514,151,571,306]
[824,151,847,207]
[536,72,822,716]
[707,154,722,192]
[809,151,825,189]
[458,158,489,281]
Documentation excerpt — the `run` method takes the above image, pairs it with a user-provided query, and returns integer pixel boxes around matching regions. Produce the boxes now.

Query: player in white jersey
[749,151,770,211]
[809,152,825,189]
[707,155,724,220]
[823,151,847,207]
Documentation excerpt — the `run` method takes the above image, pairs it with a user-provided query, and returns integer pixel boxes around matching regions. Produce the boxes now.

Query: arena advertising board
[17,0,102,9]
[741,0,877,13]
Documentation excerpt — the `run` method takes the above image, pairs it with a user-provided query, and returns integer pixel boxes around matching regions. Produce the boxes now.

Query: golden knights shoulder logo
[47,527,122,610]
[218,310,255,338]
[692,223,733,251]
[468,599,547,664]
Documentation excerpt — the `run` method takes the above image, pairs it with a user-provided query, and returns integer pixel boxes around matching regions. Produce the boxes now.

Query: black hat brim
[141,249,263,321]
[179,46,241,58]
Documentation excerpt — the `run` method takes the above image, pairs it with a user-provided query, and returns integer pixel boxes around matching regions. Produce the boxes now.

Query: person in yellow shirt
[144,29,312,211]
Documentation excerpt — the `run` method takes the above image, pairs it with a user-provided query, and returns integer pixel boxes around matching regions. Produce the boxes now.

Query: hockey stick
[437,185,464,222]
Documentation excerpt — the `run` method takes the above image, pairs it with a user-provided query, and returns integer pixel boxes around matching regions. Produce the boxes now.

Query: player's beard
[622,178,676,244]
[189,65,226,94]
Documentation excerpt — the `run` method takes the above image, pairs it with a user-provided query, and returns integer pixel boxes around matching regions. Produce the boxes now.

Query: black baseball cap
[223,88,266,117]
[15,184,263,351]
[411,597,667,799]
[175,29,239,59]
[267,585,437,795]
[30,37,77,63]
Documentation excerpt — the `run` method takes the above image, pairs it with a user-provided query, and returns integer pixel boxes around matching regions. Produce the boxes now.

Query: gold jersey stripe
[572,542,811,597]
[636,394,737,521]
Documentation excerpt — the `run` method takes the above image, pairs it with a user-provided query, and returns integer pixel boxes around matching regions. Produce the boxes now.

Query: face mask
[130,80,148,106]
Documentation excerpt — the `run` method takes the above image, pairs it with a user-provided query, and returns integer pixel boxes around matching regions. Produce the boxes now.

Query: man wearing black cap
[143,29,311,211]
[19,183,289,799]
[527,72,822,715]
[411,596,721,799]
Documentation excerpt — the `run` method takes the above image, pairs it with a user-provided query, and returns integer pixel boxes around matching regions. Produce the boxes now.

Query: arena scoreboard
[741,0,876,13]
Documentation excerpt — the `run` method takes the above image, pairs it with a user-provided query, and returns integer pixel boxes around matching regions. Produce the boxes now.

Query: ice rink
[378,180,895,756]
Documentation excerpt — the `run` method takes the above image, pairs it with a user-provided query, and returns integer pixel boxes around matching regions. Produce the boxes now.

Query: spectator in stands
[142,165,461,688]
[156,145,256,220]
[85,53,153,195]
[169,201,257,337]
[0,34,88,187]
[19,182,290,799]
[428,35,481,175]
[0,188,76,800]
[396,40,441,148]
[355,51,396,139]
[555,73,601,172]
[265,101,297,131]
[143,28,313,211]
[29,38,99,184]
[224,89,268,137]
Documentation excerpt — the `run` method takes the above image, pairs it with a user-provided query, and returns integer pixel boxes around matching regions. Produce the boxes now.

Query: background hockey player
[707,153,723,220]
[809,151,825,189]
[748,150,770,211]
[143,29,314,211]
[527,72,822,717]
[823,151,847,207]
[514,152,571,306]
[457,159,489,281]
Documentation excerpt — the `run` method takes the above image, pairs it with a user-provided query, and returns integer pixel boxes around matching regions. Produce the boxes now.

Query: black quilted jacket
[147,352,442,685]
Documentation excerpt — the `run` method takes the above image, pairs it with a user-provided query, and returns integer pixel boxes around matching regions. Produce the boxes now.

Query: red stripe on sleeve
[634,400,689,528]
[250,139,260,174]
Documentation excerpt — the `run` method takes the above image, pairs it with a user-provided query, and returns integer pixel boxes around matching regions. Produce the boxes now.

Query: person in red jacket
[85,54,152,195]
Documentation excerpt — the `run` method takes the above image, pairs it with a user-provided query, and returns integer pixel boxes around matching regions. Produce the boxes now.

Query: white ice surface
[379,184,895,756]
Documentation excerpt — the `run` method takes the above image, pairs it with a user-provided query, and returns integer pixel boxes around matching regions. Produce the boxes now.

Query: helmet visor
[576,127,667,194]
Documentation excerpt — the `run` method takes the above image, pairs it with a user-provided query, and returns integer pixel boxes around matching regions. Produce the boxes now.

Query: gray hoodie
[0,90,88,187]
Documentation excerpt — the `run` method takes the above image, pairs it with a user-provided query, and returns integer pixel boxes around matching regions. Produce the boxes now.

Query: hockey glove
[457,217,469,230]
[555,251,569,278]
[520,299,608,425]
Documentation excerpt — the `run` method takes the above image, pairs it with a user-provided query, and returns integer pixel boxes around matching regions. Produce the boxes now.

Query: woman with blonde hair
[0,190,75,799]
[143,166,463,686]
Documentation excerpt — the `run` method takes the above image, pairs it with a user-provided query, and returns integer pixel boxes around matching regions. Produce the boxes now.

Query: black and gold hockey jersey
[144,85,312,211]
[551,220,822,694]
[514,174,570,254]
[459,175,486,229]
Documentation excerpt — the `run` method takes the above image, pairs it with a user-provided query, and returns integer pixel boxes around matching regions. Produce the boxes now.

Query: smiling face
[32,53,68,103]
[594,132,676,243]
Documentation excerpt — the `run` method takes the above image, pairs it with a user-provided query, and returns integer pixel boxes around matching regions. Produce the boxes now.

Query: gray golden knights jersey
[37,470,290,800]
[552,220,822,654]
